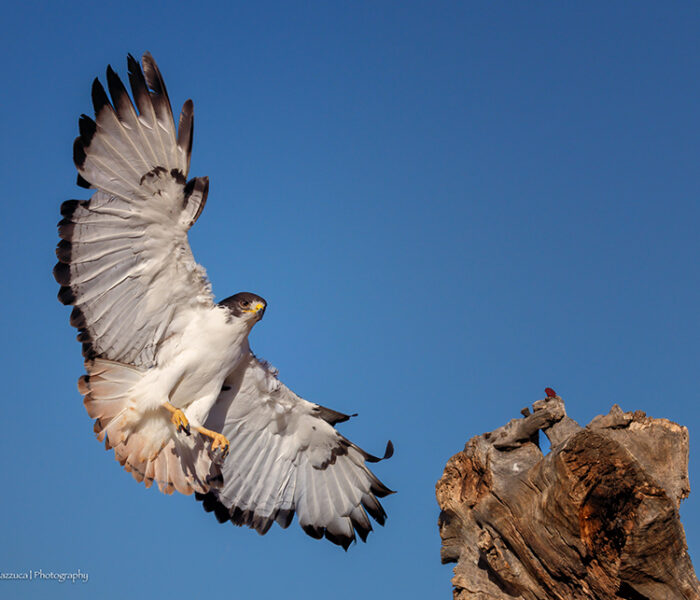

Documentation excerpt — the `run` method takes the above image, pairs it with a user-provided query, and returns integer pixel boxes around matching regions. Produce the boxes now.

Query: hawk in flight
[54,53,392,549]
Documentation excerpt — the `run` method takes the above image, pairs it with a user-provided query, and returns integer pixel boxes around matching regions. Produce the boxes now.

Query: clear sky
[1,1,698,598]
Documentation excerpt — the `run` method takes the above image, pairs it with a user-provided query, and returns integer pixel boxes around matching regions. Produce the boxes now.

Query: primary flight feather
[54,52,392,549]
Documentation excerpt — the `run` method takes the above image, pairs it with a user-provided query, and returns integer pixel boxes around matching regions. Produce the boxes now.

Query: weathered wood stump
[436,392,699,600]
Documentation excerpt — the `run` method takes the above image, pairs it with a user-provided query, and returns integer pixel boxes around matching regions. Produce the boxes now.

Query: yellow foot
[210,432,230,457]
[195,425,230,458]
[162,402,191,436]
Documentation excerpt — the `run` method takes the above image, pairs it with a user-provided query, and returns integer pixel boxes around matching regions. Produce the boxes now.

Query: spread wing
[54,53,212,367]
[196,354,394,549]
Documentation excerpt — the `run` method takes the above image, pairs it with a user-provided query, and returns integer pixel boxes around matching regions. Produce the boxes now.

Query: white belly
[135,305,250,425]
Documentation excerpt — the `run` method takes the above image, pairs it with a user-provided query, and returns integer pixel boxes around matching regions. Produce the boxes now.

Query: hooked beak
[243,302,266,320]
[255,302,266,320]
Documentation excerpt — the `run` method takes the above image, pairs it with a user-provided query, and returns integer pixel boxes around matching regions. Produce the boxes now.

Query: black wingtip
[196,491,228,523]
[141,52,173,123]
[127,52,152,118]
[181,98,194,117]
[302,524,324,540]
[69,306,86,329]
[313,405,354,425]
[324,530,354,551]
[126,53,140,74]
[365,439,394,463]
[73,137,86,169]
[252,515,274,536]
[57,285,76,305]
[53,262,70,285]
[141,53,160,92]
[181,98,194,115]
[78,114,97,146]
[106,64,136,121]
[91,78,111,116]
[177,99,194,172]
[385,440,394,459]
[213,503,230,523]
[76,174,92,189]
[82,341,97,360]
[366,505,387,527]
[372,478,396,498]
[56,239,72,262]
[59,200,81,218]
[274,508,295,529]
[57,217,75,242]
[353,518,372,543]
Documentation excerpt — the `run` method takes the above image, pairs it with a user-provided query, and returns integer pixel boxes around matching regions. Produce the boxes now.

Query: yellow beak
[243,302,266,314]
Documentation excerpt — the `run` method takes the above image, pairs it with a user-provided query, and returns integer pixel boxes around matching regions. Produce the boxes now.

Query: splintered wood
[436,395,699,600]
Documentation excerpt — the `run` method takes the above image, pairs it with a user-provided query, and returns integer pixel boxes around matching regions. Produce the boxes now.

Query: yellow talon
[211,433,230,456]
[194,425,230,458]
[163,402,228,455]
[171,409,190,434]
[162,402,190,435]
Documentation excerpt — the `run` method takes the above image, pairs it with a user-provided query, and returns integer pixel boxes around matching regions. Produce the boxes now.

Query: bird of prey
[54,52,392,549]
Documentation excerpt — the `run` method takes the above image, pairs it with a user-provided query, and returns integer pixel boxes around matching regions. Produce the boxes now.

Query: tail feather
[80,358,220,496]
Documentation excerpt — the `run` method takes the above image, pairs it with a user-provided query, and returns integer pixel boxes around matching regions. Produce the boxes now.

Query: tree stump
[436,393,699,600]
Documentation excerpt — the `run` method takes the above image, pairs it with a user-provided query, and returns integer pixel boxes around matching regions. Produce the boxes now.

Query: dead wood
[436,393,699,600]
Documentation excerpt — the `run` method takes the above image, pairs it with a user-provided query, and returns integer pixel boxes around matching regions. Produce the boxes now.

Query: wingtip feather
[91,78,112,116]
[72,137,86,170]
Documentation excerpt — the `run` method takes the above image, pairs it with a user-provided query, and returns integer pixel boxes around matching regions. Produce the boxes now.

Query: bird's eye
[240,300,250,307]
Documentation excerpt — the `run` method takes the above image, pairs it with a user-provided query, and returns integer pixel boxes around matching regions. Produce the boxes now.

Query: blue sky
[1,1,699,598]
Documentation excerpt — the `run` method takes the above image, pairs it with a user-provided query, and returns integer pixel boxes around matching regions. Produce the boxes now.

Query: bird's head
[219,292,267,326]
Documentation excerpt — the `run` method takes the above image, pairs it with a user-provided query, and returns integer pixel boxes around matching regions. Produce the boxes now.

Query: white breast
[135,305,250,420]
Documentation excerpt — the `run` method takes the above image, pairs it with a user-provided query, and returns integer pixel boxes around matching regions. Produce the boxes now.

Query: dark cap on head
[219,292,267,318]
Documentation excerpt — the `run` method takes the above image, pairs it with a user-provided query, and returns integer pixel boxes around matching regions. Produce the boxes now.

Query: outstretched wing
[196,355,394,549]
[54,53,212,367]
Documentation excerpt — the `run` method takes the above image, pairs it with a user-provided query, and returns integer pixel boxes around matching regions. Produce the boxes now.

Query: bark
[436,394,699,600]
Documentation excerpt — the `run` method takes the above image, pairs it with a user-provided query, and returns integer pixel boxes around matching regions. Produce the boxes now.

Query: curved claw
[171,409,191,435]
[193,425,230,459]
[163,402,191,436]
[210,432,230,458]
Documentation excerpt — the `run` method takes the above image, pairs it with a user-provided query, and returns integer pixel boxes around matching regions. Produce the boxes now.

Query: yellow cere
[244,303,265,313]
